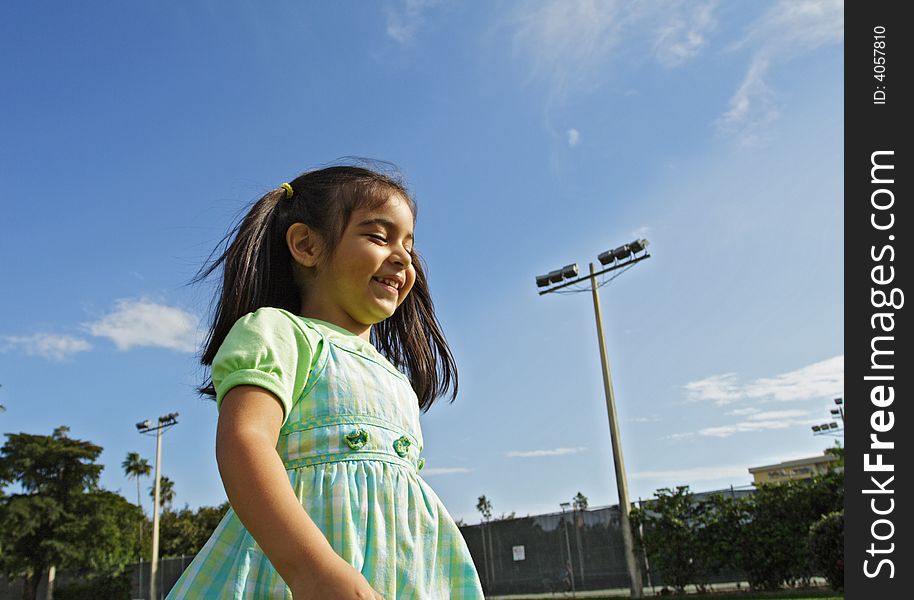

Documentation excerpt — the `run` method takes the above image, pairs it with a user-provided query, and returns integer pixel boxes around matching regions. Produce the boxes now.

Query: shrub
[808,511,844,591]
[53,571,131,600]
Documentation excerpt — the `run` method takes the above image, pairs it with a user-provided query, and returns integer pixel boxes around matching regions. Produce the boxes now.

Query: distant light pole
[811,397,844,437]
[831,397,845,423]
[559,502,576,597]
[136,413,179,600]
[536,239,651,598]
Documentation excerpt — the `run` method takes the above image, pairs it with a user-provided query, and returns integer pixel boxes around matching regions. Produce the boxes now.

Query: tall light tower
[136,412,179,600]
[811,398,844,437]
[536,238,651,598]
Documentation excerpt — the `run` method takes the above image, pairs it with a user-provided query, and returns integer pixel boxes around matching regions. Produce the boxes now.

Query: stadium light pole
[811,398,844,437]
[559,502,577,597]
[136,413,179,600]
[536,239,650,599]
[832,397,845,423]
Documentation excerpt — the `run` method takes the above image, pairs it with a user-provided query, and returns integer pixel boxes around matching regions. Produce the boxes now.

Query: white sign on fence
[512,545,525,561]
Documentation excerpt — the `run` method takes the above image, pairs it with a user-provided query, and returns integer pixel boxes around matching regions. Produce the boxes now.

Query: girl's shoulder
[235,306,311,334]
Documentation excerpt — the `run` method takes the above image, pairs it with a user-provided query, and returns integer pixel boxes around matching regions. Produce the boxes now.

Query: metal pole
[150,426,163,600]
[638,497,653,593]
[589,262,643,598]
[574,508,585,584]
[480,523,489,590]
[560,505,576,596]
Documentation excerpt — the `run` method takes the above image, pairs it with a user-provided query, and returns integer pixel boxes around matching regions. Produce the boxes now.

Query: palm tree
[150,475,176,511]
[123,452,151,560]
[122,452,151,512]
[476,495,494,588]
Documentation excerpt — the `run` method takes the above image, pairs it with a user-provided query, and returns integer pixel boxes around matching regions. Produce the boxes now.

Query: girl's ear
[287,223,323,268]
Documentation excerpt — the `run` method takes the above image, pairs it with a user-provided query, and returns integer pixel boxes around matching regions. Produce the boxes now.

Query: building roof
[748,453,839,473]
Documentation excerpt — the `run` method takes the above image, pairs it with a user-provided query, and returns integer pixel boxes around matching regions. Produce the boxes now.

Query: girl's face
[305,193,416,338]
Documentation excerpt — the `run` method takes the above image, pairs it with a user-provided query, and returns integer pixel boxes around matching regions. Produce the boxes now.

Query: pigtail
[193,187,298,396]
[193,161,459,412]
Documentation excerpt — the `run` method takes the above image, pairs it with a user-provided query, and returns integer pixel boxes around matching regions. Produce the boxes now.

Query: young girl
[167,165,485,599]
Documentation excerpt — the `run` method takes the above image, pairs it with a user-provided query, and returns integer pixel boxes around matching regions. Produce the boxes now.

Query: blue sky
[0,1,843,524]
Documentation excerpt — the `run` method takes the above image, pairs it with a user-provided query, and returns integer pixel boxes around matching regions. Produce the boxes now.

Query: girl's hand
[290,554,386,600]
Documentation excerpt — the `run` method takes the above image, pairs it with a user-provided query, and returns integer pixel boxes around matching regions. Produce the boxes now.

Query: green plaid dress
[167,308,484,599]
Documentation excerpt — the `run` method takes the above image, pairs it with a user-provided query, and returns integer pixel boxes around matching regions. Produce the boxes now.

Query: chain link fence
[1,488,755,599]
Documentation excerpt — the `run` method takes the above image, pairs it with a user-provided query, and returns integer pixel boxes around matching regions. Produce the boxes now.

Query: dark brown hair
[194,161,457,413]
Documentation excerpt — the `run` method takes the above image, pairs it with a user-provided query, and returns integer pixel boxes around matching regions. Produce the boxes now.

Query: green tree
[572,492,588,512]
[122,452,150,511]
[122,452,150,555]
[159,501,230,558]
[739,471,843,589]
[476,495,494,587]
[149,475,176,511]
[808,510,843,591]
[824,442,844,467]
[0,428,142,600]
[630,486,706,593]
[694,492,748,582]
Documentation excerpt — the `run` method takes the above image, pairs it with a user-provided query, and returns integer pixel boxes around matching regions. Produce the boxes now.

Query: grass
[663,591,841,600]
[488,588,842,600]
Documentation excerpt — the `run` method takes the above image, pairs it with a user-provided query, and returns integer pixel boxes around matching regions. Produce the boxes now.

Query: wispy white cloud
[729,407,761,416]
[626,415,661,423]
[717,0,843,144]
[630,464,749,483]
[2,333,92,361]
[698,409,819,438]
[83,298,200,353]
[652,2,717,68]
[684,373,742,405]
[718,56,778,147]
[566,128,581,147]
[738,0,844,56]
[420,467,474,476]
[507,446,587,458]
[508,0,717,100]
[684,355,843,406]
[384,0,440,44]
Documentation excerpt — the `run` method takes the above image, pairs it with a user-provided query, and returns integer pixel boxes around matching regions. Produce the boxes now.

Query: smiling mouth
[372,278,399,295]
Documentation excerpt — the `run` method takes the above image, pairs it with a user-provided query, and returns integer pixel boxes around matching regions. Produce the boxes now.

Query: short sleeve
[212,307,320,424]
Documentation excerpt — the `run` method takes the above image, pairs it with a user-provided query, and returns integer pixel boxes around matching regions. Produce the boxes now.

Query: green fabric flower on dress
[417,457,425,471]
[345,429,369,449]
[393,435,411,457]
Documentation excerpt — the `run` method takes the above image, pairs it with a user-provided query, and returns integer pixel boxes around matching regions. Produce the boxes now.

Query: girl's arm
[216,385,384,599]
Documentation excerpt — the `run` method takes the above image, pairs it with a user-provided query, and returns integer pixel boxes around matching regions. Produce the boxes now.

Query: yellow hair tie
[280,182,294,199]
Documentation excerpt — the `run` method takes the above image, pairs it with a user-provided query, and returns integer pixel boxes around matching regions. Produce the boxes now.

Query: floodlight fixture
[834,397,843,405]
[812,425,821,432]
[829,422,839,429]
[612,244,632,261]
[536,274,552,287]
[597,249,615,266]
[831,409,841,416]
[561,263,579,279]
[136,420,151,431]
[548,269,564,284]
[629,238,649,254]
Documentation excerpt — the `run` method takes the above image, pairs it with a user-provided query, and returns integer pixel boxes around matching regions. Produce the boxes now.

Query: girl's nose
[392,247,411,268]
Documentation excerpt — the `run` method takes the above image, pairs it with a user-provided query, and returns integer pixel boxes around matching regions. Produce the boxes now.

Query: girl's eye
[368,234,387,243]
